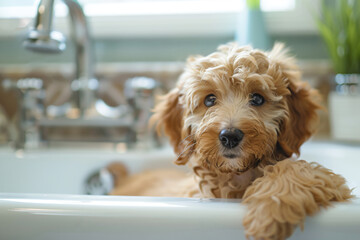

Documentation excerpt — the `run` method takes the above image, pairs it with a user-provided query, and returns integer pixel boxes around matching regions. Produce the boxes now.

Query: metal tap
[16,0,160,149]
[23,0,97,118]
[2,78,45,150]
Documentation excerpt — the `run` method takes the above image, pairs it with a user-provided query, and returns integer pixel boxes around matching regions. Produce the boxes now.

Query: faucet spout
[24,0,97,117]
[24,0,65,54]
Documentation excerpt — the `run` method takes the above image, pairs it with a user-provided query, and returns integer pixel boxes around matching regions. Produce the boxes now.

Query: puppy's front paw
[243,204,295,240]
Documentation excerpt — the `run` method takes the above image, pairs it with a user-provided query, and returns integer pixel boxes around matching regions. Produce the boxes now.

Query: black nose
[219,128,244,149]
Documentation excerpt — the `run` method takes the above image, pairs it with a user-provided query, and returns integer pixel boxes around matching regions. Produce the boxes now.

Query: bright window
[0,0,295,18]
[0,0,318,38]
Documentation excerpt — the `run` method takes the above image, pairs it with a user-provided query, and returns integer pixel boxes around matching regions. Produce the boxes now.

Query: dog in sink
[107,43,352,240]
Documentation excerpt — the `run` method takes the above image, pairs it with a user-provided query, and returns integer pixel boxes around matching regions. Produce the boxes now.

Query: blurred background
[0,0,326,63]
[0,0,359,149]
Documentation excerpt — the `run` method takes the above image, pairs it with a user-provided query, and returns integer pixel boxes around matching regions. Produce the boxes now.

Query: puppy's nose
[219,128,244,149]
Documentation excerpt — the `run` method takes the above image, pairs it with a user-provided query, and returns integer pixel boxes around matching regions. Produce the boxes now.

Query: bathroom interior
[0,0,359,239]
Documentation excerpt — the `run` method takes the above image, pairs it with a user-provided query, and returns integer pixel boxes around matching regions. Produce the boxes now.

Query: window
[0,0,318,38]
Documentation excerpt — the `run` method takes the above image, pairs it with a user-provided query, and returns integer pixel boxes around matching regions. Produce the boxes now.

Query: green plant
[316,0,360,73]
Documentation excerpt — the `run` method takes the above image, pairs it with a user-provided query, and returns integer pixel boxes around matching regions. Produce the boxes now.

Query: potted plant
[316,0,360,141]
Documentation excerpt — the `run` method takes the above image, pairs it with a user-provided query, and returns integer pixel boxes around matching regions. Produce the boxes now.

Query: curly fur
[110,43,353,239]
[242,159,352,240]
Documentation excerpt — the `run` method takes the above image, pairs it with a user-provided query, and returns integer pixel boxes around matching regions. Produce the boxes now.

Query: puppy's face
[152,43,320,174]
[182,65,288,173]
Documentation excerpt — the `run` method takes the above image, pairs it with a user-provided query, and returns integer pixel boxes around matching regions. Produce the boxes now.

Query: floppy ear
[278,80,321,157]
[269,43,322,157]
[150,88,192,165]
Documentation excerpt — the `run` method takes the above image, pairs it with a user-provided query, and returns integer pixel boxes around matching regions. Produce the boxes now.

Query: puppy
[110,43,352,240]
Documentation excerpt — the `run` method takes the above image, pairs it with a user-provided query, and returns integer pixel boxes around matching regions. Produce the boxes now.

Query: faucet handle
[124,76,159,100]
[3,78,45,150]
[3,78,43,92]
[123,77,160,148]
[124,76,159,111]
[3,78,45,118]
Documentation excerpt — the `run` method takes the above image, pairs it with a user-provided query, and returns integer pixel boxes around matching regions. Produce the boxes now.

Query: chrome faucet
[2,78,45,150]
[23,0,97,118]
[9,0,160,150]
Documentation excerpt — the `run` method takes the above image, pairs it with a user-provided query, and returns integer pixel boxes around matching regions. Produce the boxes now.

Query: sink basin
[0,141,359,240]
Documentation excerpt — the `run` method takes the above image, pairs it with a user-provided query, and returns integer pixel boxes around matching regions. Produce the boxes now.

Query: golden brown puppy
[110,43,352,240]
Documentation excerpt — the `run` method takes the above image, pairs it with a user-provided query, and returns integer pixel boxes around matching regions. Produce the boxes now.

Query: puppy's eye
[204,94,216,107]
[250,93,265,106]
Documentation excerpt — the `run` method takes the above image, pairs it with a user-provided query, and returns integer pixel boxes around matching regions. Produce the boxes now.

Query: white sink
[0,141,359,240]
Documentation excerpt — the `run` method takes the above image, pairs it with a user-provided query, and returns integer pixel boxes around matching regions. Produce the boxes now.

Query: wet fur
[110,43,353,239]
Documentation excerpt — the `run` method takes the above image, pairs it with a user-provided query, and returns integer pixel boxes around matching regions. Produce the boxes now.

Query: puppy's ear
[150,88,192,165]
[278,81,321,156]
[269,43,322,157]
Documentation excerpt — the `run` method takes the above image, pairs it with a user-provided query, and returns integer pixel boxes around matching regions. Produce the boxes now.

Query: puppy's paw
[243,206,295,240]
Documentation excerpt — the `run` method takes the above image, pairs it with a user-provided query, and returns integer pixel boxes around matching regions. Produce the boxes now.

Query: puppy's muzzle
[219,128,244,149]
